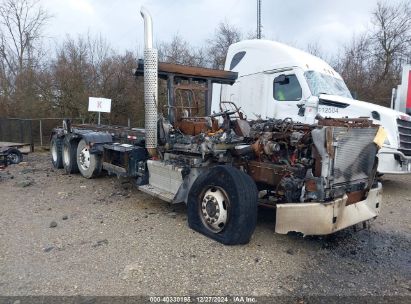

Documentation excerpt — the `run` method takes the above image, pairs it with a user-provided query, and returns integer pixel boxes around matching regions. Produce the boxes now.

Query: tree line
[0,0,410,126]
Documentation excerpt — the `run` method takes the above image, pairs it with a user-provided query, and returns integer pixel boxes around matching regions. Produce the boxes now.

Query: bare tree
[305,41,325,58]
[0,0,49,75]
[50,34,143,125]
[51,35,93,117]
[334,34,375,100]
[334,1,411,106]
[207,22,242,69]
[371,1,411,80]
[0,0,49,116]
[158,34,205,67]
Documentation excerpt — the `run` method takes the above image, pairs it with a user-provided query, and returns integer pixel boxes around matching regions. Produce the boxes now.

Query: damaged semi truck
[50,8,383,245]
[213,40,411,174]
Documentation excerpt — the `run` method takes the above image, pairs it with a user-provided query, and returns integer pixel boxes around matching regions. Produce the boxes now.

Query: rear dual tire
[51,135,63,169]
[52,137,101,178]
[76,139,101,179]
[62,137,79,174]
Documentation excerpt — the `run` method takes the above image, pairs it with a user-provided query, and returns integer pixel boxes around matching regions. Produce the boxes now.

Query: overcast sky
[41,0,386,57]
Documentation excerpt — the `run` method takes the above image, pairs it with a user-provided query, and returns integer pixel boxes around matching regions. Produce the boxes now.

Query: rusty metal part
[346,190,366,206]
[305,179,317,192]
[135,60,238,121]
[233,119,251,137]
[219,101,244,119]
[175,117,218,136]
[318,117,377,128]
[172,86,201,119]
[147,147,157,158]
[135,61,238,84]
[158,62,238,82]
[168,83,212,121]
[326,127,335,158]
[247,161,290,186]
[175,84,207,91]
[263,141,280,156]
[312,146,322,177]
[251,141,263,156]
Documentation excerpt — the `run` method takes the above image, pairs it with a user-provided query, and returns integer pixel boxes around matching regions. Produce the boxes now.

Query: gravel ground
[0,152,410,297]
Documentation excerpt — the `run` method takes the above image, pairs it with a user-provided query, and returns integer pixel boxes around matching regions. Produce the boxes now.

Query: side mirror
[274,74,288,84]
[306,95,320,107]
[304,96,320,124]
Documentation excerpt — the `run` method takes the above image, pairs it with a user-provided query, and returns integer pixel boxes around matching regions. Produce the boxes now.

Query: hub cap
[200,187,229,233]
[7,153,18,163]
[79,147,90,170]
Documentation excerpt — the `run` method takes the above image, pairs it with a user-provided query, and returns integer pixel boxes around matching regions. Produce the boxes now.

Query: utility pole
[257,0,262,39]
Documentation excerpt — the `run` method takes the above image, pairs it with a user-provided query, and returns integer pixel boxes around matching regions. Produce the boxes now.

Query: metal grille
[397,118,411,156]
[144,48,158,149]
[332,127,378,185]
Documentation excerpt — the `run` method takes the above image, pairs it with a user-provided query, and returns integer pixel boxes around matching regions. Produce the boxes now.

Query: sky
[40,0,385,57]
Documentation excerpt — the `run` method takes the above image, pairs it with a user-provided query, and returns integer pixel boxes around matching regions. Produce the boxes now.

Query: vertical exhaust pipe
[141,7,158,157]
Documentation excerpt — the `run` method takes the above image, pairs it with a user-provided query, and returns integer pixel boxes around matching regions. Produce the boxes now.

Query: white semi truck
[212,40,411,174]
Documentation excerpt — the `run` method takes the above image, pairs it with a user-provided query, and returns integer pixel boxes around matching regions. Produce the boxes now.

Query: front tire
[187,165,258,245]
[62,137,79,174]
[76,139,102,179]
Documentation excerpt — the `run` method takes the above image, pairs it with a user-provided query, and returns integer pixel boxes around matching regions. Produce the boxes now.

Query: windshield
[304,70,352,99]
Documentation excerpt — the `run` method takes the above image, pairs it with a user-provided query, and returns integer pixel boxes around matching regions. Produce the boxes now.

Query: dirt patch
[0,153,410,296]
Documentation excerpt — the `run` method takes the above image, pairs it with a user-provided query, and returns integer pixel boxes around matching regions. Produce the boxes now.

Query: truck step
[137,160,184,203]
[147,159,183,192]
[102,162,127,176]
[138,184,175,203]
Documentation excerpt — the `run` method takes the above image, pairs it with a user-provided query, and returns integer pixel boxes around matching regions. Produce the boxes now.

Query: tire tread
[51,135,63,169]
[187,165,258,245]
[63,137,79,174]
[76,139,102,179]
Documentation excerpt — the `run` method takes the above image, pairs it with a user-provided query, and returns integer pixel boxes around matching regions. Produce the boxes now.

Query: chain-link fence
[0,117,145,150]
[0,118,83,149]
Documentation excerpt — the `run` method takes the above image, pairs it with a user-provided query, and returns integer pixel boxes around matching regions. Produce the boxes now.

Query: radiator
[331,127,378,186]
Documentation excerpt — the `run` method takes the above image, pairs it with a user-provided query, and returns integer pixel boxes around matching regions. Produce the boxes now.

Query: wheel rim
[51,142,57,162]
[7,153,18,163]
[63,145,70,166]
[199,186,229,233]
[79,147,90,170]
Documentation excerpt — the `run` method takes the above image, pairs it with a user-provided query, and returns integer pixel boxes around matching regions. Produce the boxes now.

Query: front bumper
[275,183,382,235]
[377,148,411,174]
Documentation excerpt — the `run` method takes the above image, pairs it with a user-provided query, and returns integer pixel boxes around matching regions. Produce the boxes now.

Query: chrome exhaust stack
[140,7,158,156]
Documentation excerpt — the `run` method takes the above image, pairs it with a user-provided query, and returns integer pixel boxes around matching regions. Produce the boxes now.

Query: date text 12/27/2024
[149,296,257,303]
